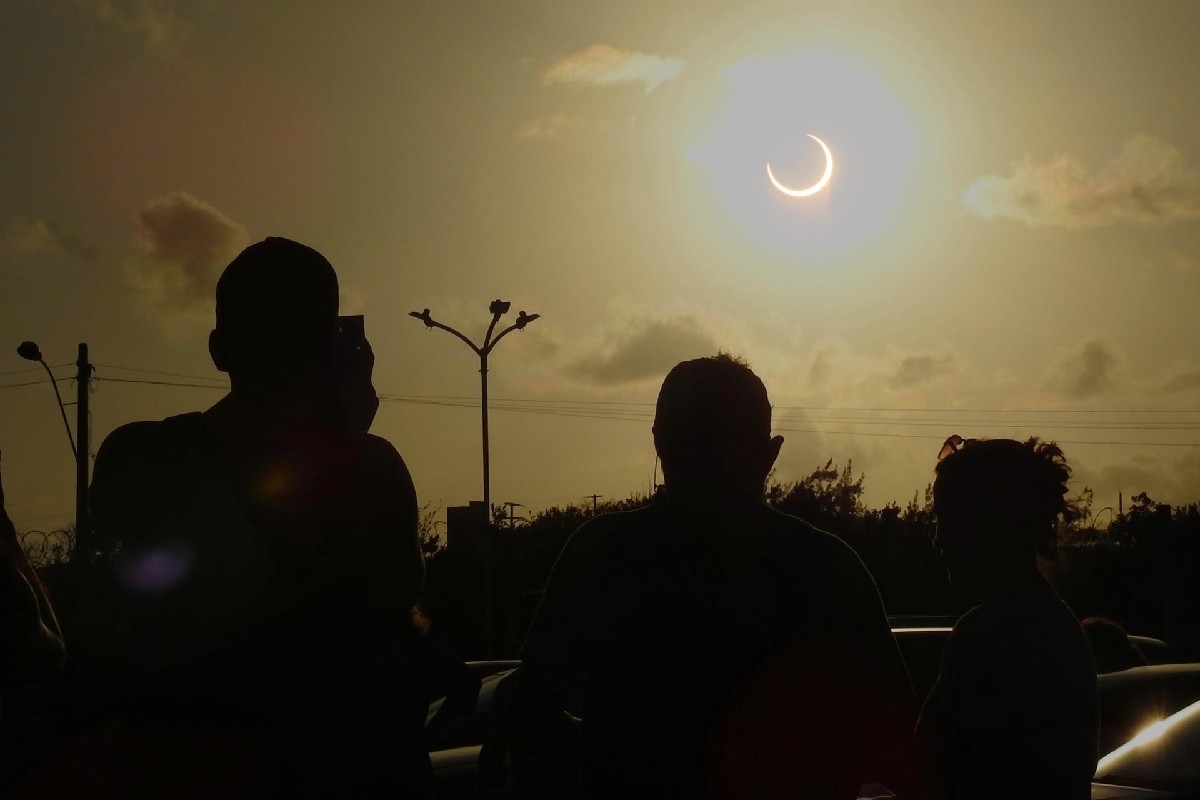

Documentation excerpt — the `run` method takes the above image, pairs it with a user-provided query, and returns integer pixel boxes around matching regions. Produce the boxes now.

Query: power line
[92,363,227,383]
[81,372,1200,447]
[774,415,1200,431]
[93,377,226,390]
[0,379,53,391]
[383,396,1200,447]
[769,424,1200,448]
[352,391,1200,416]
[777,405,1200,414]
[0,366,45,378]
[82,366,1200,415]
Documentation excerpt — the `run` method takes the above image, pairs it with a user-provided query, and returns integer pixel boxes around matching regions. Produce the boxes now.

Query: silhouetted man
[498,354,916,799]
[61,238,428,797]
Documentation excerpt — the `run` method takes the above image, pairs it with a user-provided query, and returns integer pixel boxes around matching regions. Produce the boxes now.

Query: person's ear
[208,329,230,373]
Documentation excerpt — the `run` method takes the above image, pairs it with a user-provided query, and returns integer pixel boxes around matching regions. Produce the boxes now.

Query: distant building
[446,501,488,553]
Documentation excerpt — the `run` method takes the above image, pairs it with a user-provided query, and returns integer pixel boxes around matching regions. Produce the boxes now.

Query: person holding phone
[38,238,431,798]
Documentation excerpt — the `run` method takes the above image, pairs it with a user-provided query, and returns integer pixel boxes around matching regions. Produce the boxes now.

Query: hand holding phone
[336,315,378,434]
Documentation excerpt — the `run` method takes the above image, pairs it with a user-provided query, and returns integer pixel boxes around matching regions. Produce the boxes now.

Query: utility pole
[75,343,92,562]
[409,301,540,658]
[501,501,526,529]
[587,494,602,515]
[16,340,91,561]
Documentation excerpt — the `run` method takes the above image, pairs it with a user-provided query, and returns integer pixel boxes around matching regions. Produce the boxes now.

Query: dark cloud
[807,345,835,389]
[571,317,718,385]
[125,191,248,316]
[887,353,957,390]
[964,135,1200,228]
[1049,338,1121,399]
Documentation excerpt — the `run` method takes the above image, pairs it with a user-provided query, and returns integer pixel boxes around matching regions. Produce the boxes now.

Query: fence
[18,528,74,569]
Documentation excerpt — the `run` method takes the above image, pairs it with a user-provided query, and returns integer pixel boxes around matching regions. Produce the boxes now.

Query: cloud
[1162,367,1200,395]
[964,135,1200,228]
[0,217,96,261]
[570,316,719,385]
[74,0,186,58]
[514,113,584,142]
[125,191,248,320]
[541,44,684,93]
[887,352,958,390]
[1073,450,1200,510]
[801,339,962,399]
[1047,338,1122,399]
[807,344,837,390]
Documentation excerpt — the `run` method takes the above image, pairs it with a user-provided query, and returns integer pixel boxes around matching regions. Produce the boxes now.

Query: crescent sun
[767,134,833,197]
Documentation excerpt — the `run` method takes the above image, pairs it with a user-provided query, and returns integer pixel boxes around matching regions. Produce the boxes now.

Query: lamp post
[17,341,92,560]
[409,301,539,657]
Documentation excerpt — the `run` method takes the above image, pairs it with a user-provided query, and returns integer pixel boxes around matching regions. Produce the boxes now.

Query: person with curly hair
[916,436,1098,800]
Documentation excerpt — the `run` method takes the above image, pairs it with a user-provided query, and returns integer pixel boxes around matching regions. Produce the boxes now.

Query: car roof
[1098,662,1200,689]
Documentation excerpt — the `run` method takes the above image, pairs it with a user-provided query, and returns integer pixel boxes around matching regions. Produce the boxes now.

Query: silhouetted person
[916,436,1098,800]
[0,450,65,788]
[37,238,428,798]
[1081,616,1148,674]
[495,354,916,799]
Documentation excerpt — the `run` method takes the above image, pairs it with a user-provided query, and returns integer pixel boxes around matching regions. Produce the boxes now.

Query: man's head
[208,237,340,388]
[653,354,783,499]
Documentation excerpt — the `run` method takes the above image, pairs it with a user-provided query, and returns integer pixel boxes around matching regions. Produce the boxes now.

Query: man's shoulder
[555,504,662,560]
[764,507,862,559]
[354,433,414,483]
[358,431,405,461]
[97,413,203,459]
[571,503,652,539]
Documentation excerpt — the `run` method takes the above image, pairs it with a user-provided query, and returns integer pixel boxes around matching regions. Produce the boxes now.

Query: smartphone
[335,314,377,433]
[338,314,365,345]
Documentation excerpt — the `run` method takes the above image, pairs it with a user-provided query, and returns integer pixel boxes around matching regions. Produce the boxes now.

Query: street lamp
[17,341,92,561]
[17,341,75,457]
[409,301,539,657]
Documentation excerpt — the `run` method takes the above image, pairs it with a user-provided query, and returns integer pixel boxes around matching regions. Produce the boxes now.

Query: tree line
[418,461,1200,662]
[23,461,1200,663]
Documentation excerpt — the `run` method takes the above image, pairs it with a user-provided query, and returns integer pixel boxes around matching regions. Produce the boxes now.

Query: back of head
[653,354,772,489]
[211,237,339,384]
[933,437,1081,558]
[1081,617,1147,672]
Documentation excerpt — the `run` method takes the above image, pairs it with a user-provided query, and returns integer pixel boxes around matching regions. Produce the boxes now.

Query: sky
[3,0,1200,533]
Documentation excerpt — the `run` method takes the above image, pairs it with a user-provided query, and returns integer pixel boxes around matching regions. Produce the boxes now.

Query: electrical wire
[91,363,227,383]
[0,366,45,378]
[82,371,1200,447]
[93,377,226,390]
[0,379,53,391]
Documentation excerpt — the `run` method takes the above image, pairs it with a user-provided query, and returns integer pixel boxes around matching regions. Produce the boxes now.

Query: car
[1097,663,1200,757]
[1092,697,1200,798]
[427,629,1199,799]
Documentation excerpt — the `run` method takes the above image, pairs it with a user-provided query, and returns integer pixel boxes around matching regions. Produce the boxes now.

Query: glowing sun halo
[767,134,833,197]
